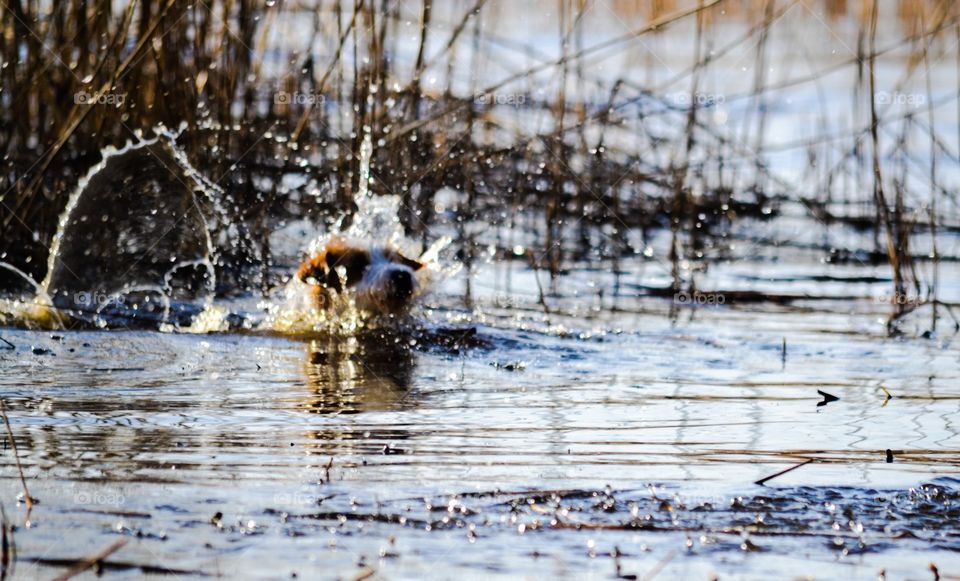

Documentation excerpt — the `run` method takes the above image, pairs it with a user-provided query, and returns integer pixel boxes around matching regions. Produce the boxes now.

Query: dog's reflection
[300,330,417,414]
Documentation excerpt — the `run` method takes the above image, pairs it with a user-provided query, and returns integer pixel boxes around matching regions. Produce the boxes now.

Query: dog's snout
[389,268,414,299]
[301,243,425,316]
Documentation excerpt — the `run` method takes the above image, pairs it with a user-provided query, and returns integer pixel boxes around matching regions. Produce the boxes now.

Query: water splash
[1,124,455,335]
[261,128,455,335]
[0,261,64,328]
[2,126,225,330]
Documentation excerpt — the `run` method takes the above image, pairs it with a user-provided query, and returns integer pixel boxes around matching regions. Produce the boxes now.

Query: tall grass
[0,0,957,330]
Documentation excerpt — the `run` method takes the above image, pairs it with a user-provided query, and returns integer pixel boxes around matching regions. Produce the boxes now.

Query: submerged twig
[880,386,893,406]
[529,256,553,326]
[754,459,815,486]
[0,505,14,581]
[322,457,334,484]
[0,400,32,518]
[642,548,679,581]
[612,546,636,580]
[350,566,376,581]
[51,539,128,581]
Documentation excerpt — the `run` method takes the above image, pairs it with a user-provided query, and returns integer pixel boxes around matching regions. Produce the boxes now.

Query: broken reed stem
[867,0,906,329]
[546,0,570,279]
[750,0,776,194]
[51,539,128,581]
[530,255,553,325]
[0,400,32,516]
[921,6,940,331]
[668,0,707,296]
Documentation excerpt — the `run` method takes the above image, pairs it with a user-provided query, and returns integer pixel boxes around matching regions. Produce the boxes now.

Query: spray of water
[260,128,454,335]
[0,262,65,329]
[1,126,224,330]
[1,123,455,334]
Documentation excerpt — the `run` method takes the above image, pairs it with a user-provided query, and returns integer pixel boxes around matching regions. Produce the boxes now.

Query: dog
[297,239,425,316]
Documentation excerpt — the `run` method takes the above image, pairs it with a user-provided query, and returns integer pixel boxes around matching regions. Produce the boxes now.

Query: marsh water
[3,3,960,580]
[2,256,960,579]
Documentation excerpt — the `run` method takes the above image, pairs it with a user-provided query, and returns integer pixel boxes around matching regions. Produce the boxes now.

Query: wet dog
[297,240,425,316]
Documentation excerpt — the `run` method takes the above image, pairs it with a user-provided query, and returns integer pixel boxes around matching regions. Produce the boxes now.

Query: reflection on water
[301,330,417,414]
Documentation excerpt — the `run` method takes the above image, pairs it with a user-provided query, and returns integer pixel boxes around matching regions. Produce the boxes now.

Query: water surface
[2,271,959,579]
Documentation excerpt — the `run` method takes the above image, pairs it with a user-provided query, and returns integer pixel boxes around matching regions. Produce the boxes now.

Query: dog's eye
[343,263,370,285]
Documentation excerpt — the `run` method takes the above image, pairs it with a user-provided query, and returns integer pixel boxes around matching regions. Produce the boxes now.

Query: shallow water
[2,261,959,579]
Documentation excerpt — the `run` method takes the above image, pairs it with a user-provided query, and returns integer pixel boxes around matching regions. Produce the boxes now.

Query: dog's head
[298,241,425,315]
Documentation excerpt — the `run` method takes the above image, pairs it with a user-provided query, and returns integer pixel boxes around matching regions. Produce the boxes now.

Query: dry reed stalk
[867,0,908,329]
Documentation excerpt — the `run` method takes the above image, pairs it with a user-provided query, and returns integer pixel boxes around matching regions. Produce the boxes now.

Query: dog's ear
[298,242,370,293]
[385,248,425,271]
[324,244,371,288]
[297,254,328,284]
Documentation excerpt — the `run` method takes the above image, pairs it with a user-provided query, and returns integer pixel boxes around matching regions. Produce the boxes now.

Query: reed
[0,0,956,332]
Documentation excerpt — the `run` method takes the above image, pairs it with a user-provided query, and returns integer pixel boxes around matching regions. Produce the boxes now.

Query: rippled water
[2,269,959,579]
